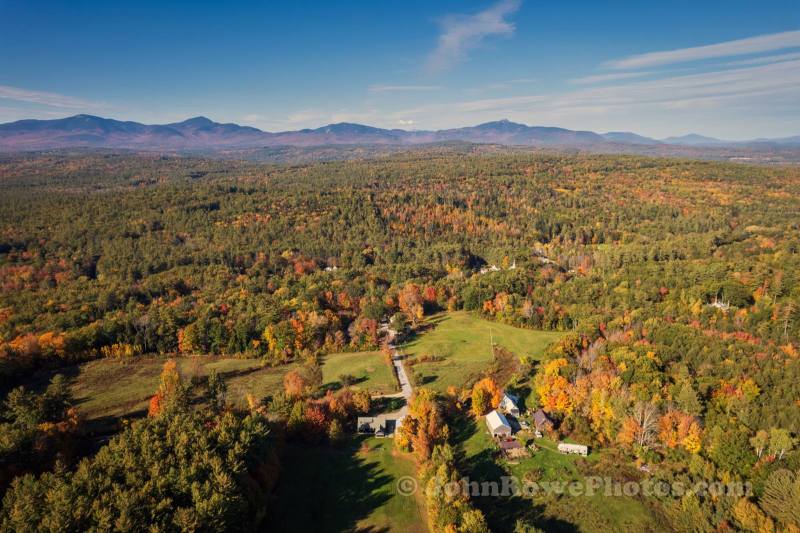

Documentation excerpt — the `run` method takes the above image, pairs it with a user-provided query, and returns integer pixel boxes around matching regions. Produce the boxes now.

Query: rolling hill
[1,114,798,153]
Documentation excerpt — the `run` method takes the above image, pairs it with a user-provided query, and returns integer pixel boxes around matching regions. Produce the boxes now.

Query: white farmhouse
[498,392,520,417]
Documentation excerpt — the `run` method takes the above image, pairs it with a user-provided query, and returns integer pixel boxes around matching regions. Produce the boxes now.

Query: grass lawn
[321,350,397,394]
[68,351,398,423]
[271,436,427,533]
[504,437,595,482]
[457,416,666,532]
[402,311,564,392]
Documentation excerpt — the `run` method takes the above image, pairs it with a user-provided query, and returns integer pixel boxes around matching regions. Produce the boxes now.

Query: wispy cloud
[425,0,521,72]
[390,59,800,137]
[464,78,537,95]
[570,71,653,85]
[607,29,800,69]
[368,84,442,93]
[0,85,106,109]
[725,50,800,67]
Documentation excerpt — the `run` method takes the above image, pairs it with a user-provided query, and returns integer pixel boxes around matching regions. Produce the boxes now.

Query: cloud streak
[368,84,442,93]
[388,59,800,137]
[425,0,521,72]
[569,71,653,85]
[0,85,105,109]
[607,29,800,69]
[725,50,800,67]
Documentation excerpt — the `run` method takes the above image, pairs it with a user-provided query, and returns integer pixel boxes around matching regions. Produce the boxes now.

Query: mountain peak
[662,133,725,146]
[175,116,216,127]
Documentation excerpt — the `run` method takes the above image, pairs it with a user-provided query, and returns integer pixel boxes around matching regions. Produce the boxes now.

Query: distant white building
[498,392,520,417]
[558,442,589,456]
[709,296,731,312]
[486,409,513,437]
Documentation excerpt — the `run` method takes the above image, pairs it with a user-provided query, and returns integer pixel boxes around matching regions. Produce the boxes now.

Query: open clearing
[271,436,427,533]
[403,312,564,391]
[457,415,666,532]
[69,351,394,422]
[320,350,397,394]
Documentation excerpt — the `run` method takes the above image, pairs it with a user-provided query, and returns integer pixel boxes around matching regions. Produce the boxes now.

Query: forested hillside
[1,151,799,531]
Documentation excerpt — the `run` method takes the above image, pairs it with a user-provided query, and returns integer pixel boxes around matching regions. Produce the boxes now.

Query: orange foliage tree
[147,360,184,417]
[397,388,448,461]
[534,358,575,416]
[470,377,502,417]
[283,370,308,399]
[658,410,703,454]
[398,283,424,326]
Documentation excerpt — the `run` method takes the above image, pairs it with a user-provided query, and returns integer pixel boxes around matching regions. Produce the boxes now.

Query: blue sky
[1,0,799,138]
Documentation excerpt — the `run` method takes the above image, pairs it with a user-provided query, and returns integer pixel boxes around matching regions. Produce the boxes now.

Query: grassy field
[69,351,396,423]
[457,416,666,532]
[402,312,563,392]
[320,350,397,394]
[271,436,427,533]
[69,357,291,421]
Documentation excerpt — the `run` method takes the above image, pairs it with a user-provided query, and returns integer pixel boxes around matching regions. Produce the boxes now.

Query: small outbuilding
[486,409,513,437]
[558,442,589,456]
[532,409,554,432]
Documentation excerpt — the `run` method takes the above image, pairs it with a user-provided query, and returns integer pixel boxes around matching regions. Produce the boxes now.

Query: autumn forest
[1,150,799,532]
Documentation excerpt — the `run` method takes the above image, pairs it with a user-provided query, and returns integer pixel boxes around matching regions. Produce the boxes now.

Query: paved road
[370,346,412,422]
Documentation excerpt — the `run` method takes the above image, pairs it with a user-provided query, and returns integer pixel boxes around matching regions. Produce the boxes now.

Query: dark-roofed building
[532,409,554,432]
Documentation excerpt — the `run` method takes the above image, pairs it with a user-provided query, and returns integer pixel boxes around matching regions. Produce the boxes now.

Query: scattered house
[324,265,338,272]
[532,409,554,433]
[558,443,589,456]
[357,417,379,434]
[357,415,404,438]
[486,409,513,437]
[479,265,501,275]
[498,439,529,460]
[498,392,520,417]
[498,439,522,451]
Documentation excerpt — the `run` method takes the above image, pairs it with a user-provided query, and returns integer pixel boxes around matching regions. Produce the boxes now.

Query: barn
[486,409,513,437]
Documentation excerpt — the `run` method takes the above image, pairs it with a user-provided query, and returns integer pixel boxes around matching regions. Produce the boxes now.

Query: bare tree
[632,401,659,448]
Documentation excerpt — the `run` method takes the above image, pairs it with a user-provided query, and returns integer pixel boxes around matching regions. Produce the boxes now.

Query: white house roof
[501,392,519,405]
[486,409,511,432]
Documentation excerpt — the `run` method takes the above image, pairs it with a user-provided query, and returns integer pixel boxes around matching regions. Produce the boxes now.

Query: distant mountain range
[1,114,798,152]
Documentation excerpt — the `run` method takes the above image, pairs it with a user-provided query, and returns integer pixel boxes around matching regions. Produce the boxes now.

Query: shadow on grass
[372,396,406,414]
[321,376,369,394]
[451,410,579,533]
[417,375,437,385]
[269,436,393,533]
